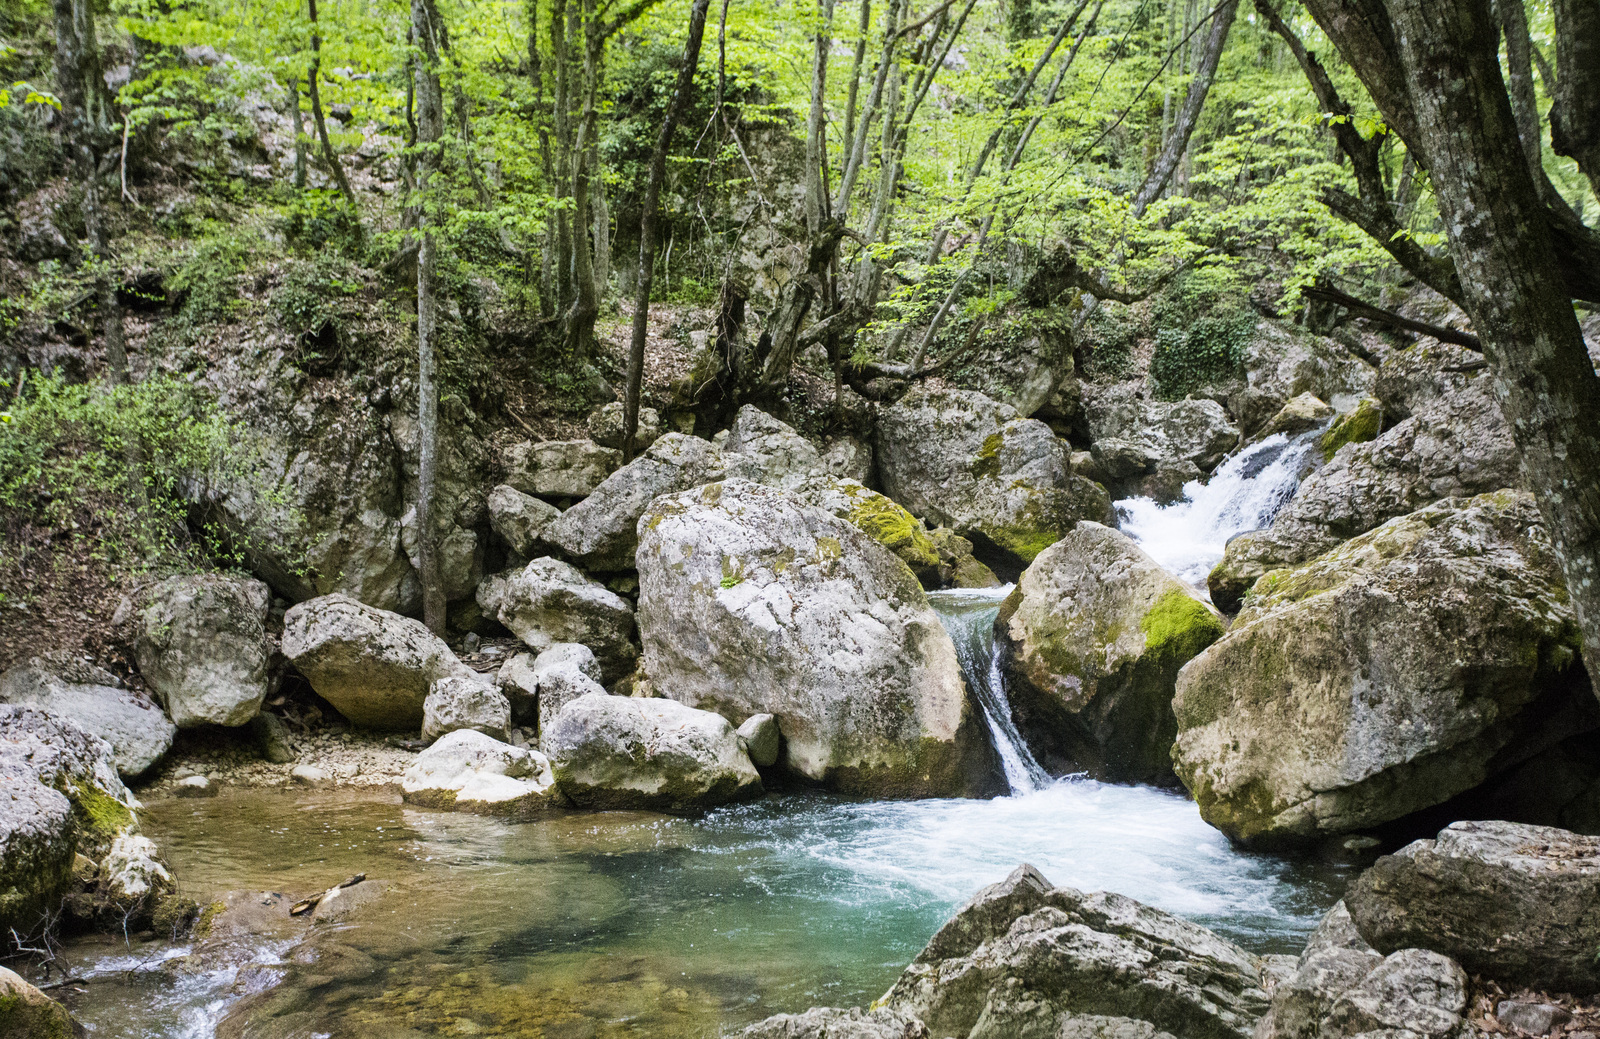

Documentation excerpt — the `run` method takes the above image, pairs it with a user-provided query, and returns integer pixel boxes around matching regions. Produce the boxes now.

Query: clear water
[1114,431,1321,589]
[929,587,1051,793]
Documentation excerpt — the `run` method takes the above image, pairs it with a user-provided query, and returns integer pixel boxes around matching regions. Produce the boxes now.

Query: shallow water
[60,784,1348,1038]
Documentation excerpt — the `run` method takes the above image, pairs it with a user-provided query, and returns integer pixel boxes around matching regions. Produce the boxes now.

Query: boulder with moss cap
[795,477,997,589]
[636,479,1002,797]
[1175,491,1591,846]
[996,523,1224,784]
[0,965,83,1037]
[876,387,1109,574]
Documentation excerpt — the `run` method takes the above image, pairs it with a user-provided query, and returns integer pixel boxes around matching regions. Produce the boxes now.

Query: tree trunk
[290,75,308,189]
[308,0,361,227]
[622,0,711,461]
[1313,0,1600,688]
[1131,0,1236,217]
[1549,0,1600,199]
[412,0,449,634]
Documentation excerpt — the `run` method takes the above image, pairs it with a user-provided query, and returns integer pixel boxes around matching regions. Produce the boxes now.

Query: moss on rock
[1319,397,1382,461]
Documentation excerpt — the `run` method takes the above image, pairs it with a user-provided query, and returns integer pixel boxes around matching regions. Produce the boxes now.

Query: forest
[1,0,1599,1035]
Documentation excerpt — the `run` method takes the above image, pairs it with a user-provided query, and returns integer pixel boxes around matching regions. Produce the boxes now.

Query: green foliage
[1149,311,1254,401]
[276,189,363,254]
[167,226,257,323]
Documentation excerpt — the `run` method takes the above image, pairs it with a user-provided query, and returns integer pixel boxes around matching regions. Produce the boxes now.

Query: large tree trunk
[412,0,449,634]
[1308,0,1600,686]
[1549,0,1600,200]
[621,0,711,461]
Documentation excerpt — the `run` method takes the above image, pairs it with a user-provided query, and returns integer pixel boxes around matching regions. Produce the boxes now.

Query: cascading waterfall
[928,587,1051,794]
[1114,429,1323,588]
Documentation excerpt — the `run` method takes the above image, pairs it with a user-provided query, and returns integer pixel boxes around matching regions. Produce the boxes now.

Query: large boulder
[502,438,621,499]
[133,573,272,728]
[421,674,510,742]
[544,692,763,812]
[475,558,637,681]
[636,479,1001,797]
[1344,820,1600,995]
[400,729,562,820]
[721,405,824,489]
[0,661,173,778]
[1083,386,1241,499]
[280,594,476,729]
[1257,902,1384,1039]
[0,965,83,1038]
[587,401,661,451]
[0,705,139,937]
[1209,380,1518,611]
[544,432,727,571]
[486,484,560,558]
[796,477,998,590]
[740,1008,928,1039]
[996,523,1224,784]
[878,864,1272,1039]
[876,387,1110,573]
[1174,492,1591,846]
[1228,320,1378,435]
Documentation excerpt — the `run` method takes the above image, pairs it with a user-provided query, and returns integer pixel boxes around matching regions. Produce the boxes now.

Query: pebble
[174,775,218,798]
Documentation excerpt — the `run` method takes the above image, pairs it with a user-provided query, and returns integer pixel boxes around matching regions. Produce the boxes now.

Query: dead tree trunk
[412,0,448,634]
[622,0,711,461]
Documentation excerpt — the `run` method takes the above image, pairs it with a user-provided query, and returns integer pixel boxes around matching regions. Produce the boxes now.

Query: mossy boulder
[0,966,83,1038]
[876,387,1109,576]
[1318,397,1381,461]
[996,523,1224,784]
[636,479,1002,798]
[1175,491,1591,847]
[796,477,998,589]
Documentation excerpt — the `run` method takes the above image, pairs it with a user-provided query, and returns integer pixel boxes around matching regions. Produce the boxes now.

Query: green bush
[1149,312,1253,400]
[168,228,256,323]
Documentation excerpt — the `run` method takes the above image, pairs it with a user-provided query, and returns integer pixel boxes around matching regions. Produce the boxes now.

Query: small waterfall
[928,588,1051,795]
[1114,429,1322,589]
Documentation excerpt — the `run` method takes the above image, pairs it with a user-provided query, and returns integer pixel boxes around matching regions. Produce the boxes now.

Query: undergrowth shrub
[1149,312,1254,400]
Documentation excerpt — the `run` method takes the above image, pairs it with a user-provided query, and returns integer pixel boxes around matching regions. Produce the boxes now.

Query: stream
[56,434,1338,1038]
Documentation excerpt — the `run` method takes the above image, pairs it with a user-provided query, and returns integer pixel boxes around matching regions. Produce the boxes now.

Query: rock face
[0,662,174,778]
[997,524,1224,784]
[544,692,763,812]
[1228,321,1377,435]
[0,964,82,1038]
[636,480,1000,797]
[1344,821,1600,995]
[1209,380,1518,611]
[486,484,560,558]
[281,594,476,729]
[740,1008,928,1039]
[0,705,139,937]
[876,388,1109,573]
[1174,492,1590,845]
[421,675,510,742]
[476,558,638,681]
[401,728,562,820]
[502,438,621,498]
[133,573,272,728]
[545,432,727,571]
[877,864,1271,1039]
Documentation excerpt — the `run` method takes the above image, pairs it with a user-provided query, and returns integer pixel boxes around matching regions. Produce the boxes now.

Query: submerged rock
[544,432,727,571]
[636,479,1000,798]
[401,728,562,819]
[544,692,762,812]
[1175,492,1590,845]
[281,594,476,729]
[1344,820,1600,995]
[133,573,272,728]
[0,662,173,779]
[476,558,637,681]
[876,387,1109,572]
[997,523,1223,784]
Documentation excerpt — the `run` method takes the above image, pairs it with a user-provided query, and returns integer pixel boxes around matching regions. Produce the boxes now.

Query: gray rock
[422,674,510,742]
[1175,492,1587,845]
[545,692,763,812]
[637,479,1000,797]
[486,484,561,557]
[1260,902,1384,1039]
[740,1007,929,1039]
[1258,393,1335,440]
[1208,379,1518,610]
[134,573,272,728]
[1084,387,1241,478]
[545,432,727,570]
[1229,320,1378,434]
[502,438,621,498]
[399,507,483,601]
[880,864,1270,1039]
[401,728,562,819]
[737,713,781,768]
[587,402,661,451]
[496,645,606,731]
[175,774,218,798]
[281,594,477,729]
[1344,820,1600,994]
[1373,340,1484,422]
[290,764,331,788]
[476,558,637,681]
[1321,949,1466,1039]
[1496,1001,1571,1036]
[100,834,175,908]
[820,436,875,485]
[996,523,1224,784]
[876,387,1110,571]
[0,704,139,936]
[0,663,174,778]
[251,713,296,764]
[722,405,824,489]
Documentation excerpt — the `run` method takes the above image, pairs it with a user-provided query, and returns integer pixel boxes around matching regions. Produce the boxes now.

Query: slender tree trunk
[622,0,710,460]
[413,0,449,634]
[1316,0,1600,688]
[1131,0,1236,216]
[290,75,308,188]
[308,0,361,227]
